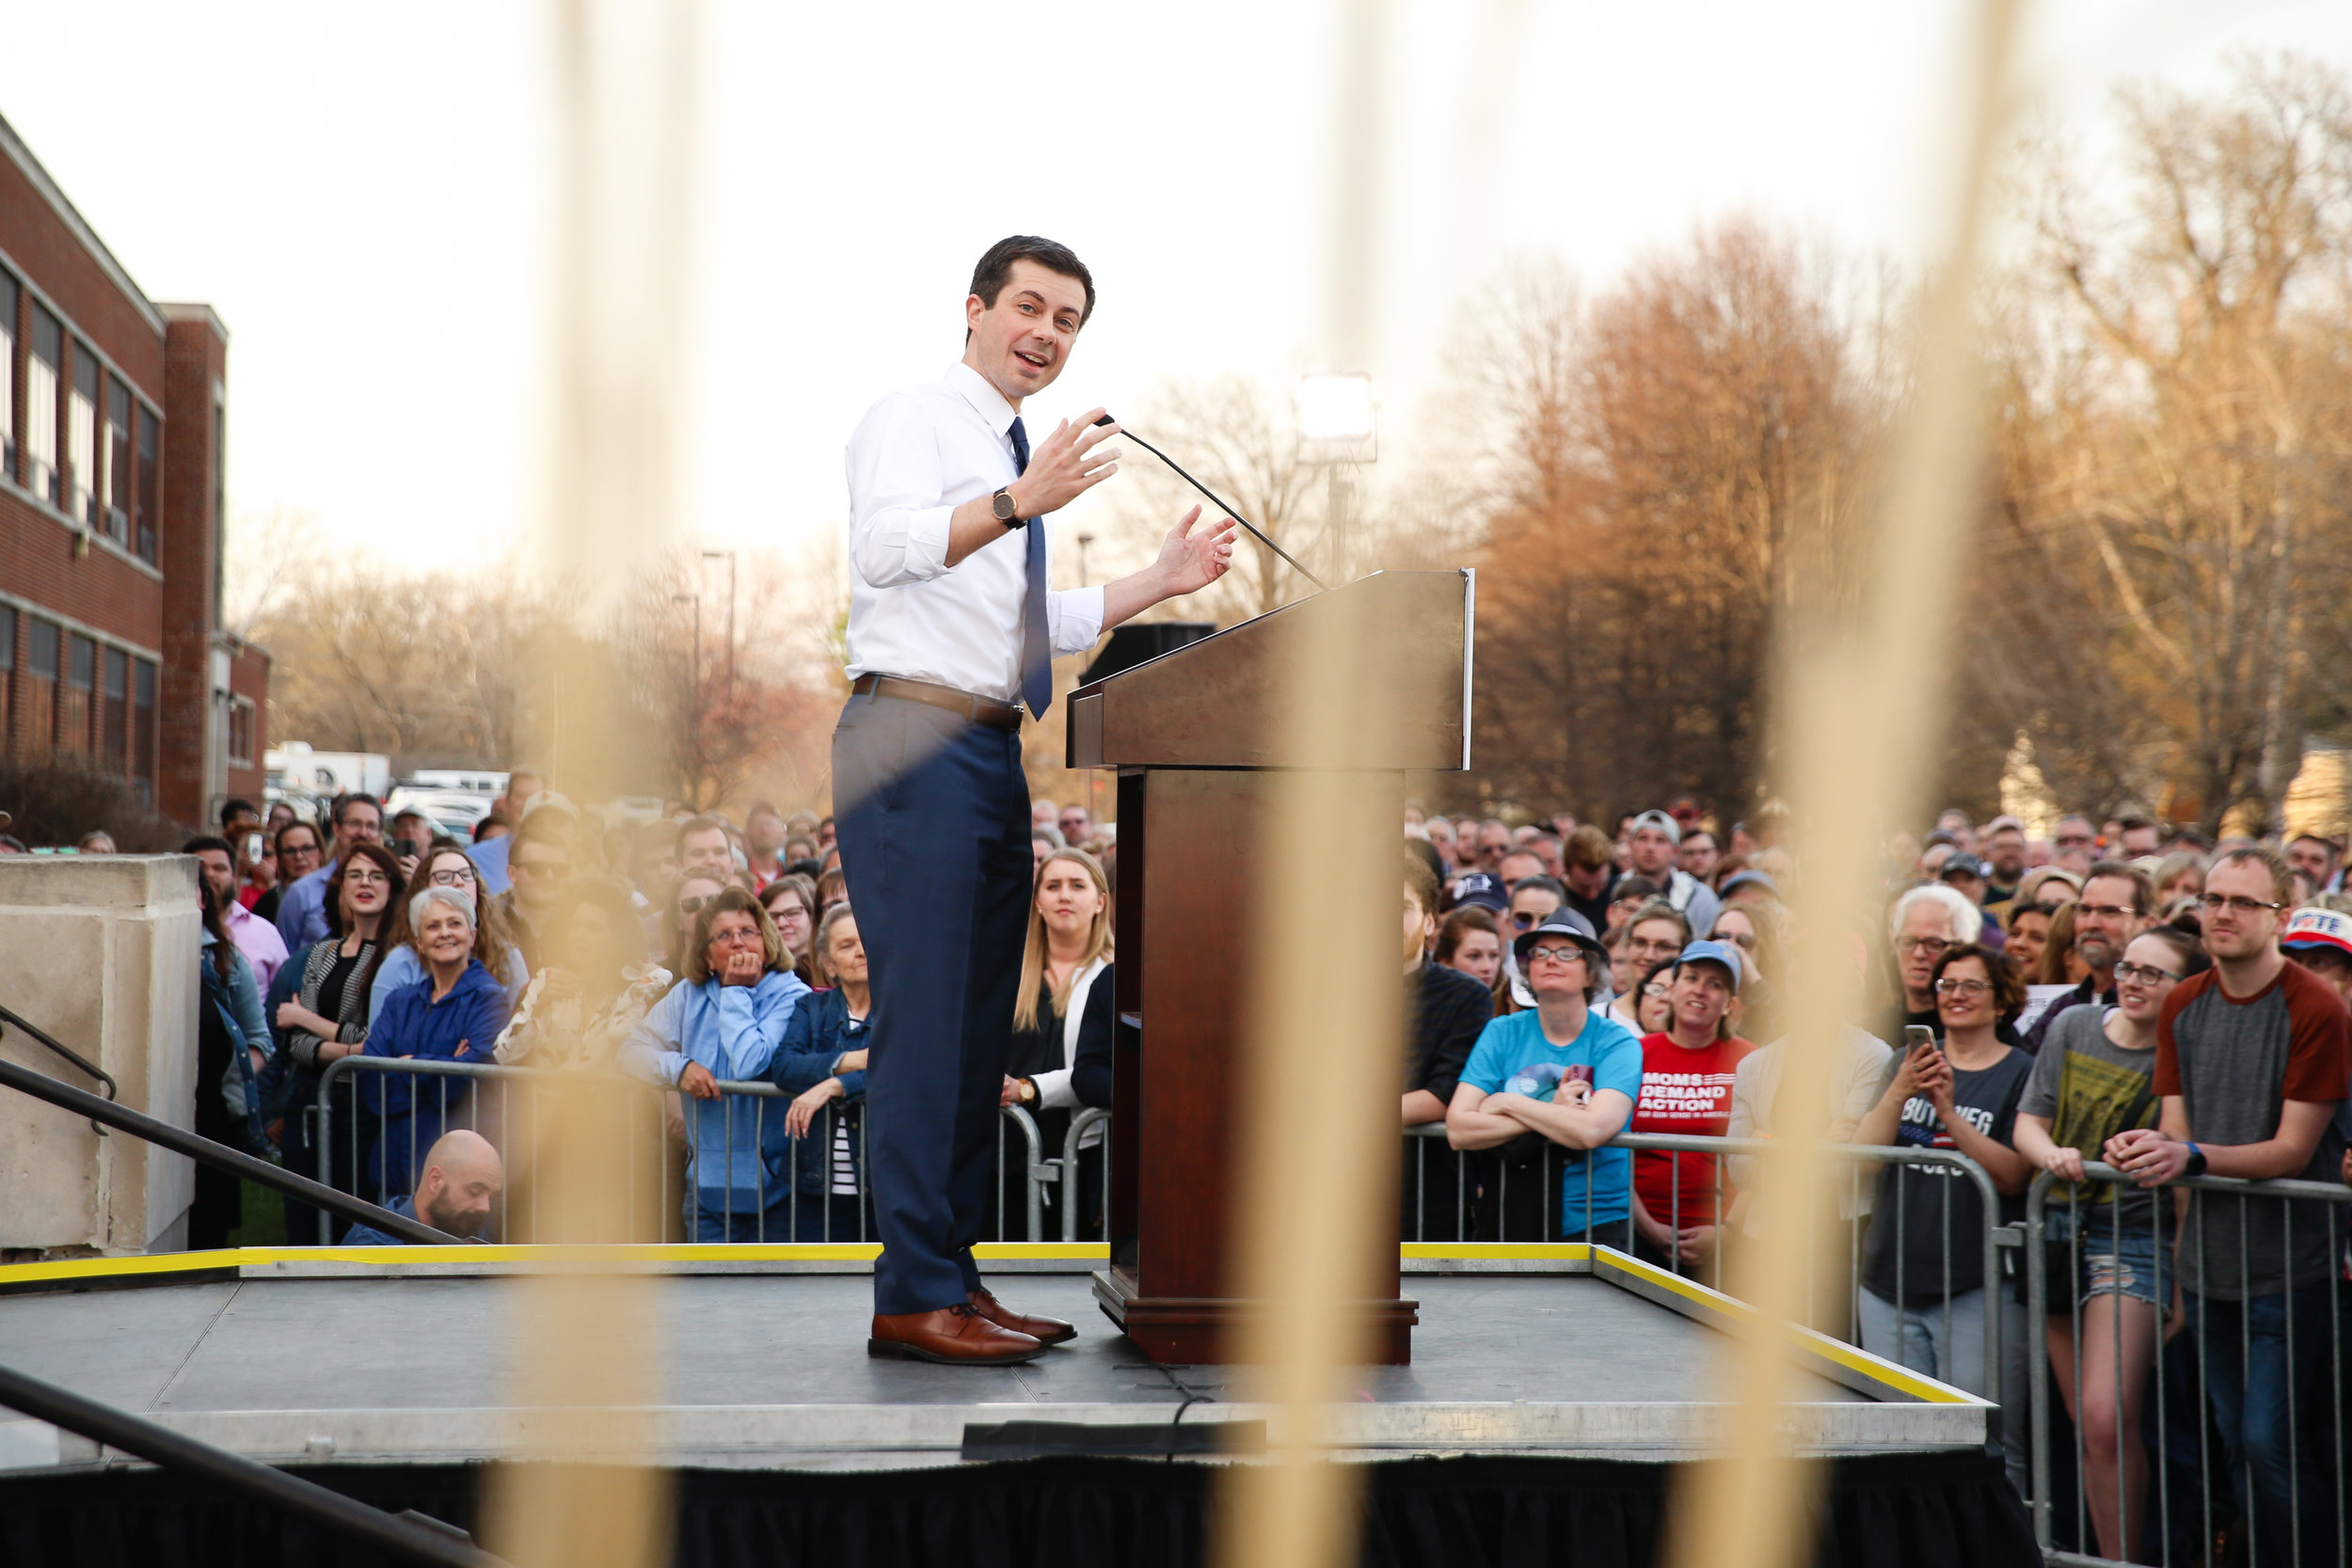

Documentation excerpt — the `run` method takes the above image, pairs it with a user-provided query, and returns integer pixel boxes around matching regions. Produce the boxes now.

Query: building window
[24,619,58,763]
[0,271,17,484]
[26,305,60,505]
[62,632,94,758]
[102,647,129,775]
[0,605,14,758]
[104,377,133,548]
[69,344,99,529]
[132,657,156,799]
[227,693,257,769]
[136,406,160,563]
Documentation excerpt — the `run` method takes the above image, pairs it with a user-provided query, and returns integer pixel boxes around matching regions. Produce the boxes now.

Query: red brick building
[0,111,266,829]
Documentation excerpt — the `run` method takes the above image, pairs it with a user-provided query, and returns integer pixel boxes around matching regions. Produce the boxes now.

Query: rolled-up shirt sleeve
[847,394,955,590]
[1048,584,1106,656]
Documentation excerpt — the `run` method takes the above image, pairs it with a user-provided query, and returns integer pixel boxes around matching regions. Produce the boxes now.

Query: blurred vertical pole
[1212,5,1397,1568]
[479,0,703,1564]
[1661,3,2025,1568]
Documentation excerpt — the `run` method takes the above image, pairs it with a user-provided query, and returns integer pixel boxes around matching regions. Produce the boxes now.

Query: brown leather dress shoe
[868,1304,1045,1365]
[969,1287,1077,1346]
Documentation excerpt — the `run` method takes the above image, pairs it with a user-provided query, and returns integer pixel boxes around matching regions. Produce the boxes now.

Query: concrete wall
[0,854,199,1255]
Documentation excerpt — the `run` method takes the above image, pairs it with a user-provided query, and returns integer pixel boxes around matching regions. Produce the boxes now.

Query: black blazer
[1067,962,1117,1110]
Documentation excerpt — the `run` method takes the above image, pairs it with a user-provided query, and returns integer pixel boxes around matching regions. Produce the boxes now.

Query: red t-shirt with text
[1632,1032,1756,1227]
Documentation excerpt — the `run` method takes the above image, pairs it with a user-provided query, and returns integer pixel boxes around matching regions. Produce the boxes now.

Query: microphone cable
[1093,415,1329,592]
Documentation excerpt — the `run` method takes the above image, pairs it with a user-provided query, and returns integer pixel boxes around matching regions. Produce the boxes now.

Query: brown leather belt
[850,673,1025,731]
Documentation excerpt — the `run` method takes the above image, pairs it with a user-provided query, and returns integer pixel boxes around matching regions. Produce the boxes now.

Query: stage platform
[0,1244,1986,1477]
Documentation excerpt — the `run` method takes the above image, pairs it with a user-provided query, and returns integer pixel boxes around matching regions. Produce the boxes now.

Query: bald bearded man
[340,1129,505,1244]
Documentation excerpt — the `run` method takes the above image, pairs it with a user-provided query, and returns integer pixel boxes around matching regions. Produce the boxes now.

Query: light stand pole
[1297,373,1376,583]
[674,592,700,805]
[701,548,736,712]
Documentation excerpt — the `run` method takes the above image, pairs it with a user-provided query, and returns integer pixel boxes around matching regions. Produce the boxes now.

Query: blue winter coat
[768,989,870,1196]
[360,960,512,1117]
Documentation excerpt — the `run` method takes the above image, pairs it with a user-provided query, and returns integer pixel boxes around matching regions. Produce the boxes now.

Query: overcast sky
[2,0,2346,580]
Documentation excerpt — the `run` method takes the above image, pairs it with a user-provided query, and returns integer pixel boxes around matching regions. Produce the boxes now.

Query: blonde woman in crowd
[991,847,1118,1240]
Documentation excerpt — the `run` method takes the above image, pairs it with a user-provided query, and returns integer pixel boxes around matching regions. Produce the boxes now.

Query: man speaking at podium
[838,236,1236,1366]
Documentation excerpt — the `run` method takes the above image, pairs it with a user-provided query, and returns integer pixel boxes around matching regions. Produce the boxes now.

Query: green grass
[224,1179,291,1248]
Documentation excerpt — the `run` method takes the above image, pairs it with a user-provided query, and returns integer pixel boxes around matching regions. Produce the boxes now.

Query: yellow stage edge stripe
[1589,1246,1978,1406]
[0,1241,1118,1286]
[1400,1242,1592,1261]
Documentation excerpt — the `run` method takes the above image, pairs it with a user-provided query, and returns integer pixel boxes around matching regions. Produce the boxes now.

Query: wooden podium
[1066,569,1474,1364]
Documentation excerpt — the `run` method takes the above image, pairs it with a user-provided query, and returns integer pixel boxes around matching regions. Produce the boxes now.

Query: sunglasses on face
[1933,977,1993,997]
[1524,944,1588,967]
[514,860,571,880]
[676,894,711,916]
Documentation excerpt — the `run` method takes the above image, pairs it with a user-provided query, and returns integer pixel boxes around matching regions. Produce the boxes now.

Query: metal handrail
[0,1053,453,1245]
[0,1000,119,1101]
[0,1360,501,1567]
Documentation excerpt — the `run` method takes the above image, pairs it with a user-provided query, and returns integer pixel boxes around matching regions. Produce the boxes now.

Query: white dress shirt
[844,362,1107,702]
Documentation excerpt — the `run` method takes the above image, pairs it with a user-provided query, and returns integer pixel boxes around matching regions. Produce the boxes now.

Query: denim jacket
[768,989,869,1196]
[622,969,810,1208]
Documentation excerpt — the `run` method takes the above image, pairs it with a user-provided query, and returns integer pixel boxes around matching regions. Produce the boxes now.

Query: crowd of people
[173,773,1124,1252]
[22,768,2349,1555]
[1401,800,2352,1562]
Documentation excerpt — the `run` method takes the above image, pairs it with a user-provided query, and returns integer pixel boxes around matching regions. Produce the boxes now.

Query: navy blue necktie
[1007,417,1053,719]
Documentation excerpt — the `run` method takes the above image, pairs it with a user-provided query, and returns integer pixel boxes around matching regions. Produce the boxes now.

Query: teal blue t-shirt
[1459,1007,1645,1232]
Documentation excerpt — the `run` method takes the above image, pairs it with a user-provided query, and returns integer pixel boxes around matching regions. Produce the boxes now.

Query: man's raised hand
[1009,408,1121,519]
[1155,506,1238,597]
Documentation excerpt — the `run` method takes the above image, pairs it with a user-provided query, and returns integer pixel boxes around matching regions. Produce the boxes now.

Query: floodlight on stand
[1297,373,1376,465]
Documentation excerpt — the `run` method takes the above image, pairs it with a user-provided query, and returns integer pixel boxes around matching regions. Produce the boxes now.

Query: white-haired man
[1886,883,1983,1036]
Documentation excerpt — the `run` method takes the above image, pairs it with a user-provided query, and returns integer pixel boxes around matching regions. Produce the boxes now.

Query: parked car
[386,786,496,840]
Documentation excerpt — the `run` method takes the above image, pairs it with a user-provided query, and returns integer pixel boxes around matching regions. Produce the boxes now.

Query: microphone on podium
[1093,414,1329,592]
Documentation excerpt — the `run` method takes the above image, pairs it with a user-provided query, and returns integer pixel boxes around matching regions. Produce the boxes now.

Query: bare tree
[1447,224,1878,821]
[1998,54,2352,831]
[1100,375,1330,623]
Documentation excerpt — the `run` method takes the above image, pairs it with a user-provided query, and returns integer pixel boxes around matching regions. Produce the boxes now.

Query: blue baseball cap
[1450,872,1509,913]
[1676,939,1744,992]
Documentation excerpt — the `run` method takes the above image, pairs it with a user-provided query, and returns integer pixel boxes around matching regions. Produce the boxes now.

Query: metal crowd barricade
[1058,1106,1113,1242]
[312,1056,1055,1244]
[1400,1124,2011,1413]
[2026,1162,2351,1568]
